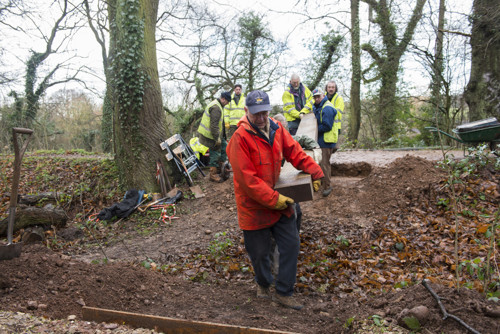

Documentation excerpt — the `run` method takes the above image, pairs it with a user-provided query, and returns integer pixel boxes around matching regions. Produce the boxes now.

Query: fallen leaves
[166,158,499,299]
[1,152,497,301]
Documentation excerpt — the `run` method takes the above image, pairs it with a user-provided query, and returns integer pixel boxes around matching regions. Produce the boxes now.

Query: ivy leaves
[113,0,146,135]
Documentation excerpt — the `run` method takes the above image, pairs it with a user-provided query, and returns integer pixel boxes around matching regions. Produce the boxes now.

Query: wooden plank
[274,113,318,202]
[82,306,298,334]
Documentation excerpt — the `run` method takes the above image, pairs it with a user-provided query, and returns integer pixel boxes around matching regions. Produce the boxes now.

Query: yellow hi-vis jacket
[224,92,246,127]
[197,99,223,140]
[189,137,209,159]
[282,85,313,122]
[328,93,344,129]
[319,100,341,144]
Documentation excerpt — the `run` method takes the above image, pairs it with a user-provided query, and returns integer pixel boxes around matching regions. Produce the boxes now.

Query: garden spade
[0,127,33,261]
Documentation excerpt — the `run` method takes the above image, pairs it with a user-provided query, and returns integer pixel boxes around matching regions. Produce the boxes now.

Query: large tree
[361,0,427,141]
[8,0,83,129]
[303,27,344,90]
[237,11,284,92]
[83,0,114,153]
[349,0,362,145]
[464,0,500,120]
[156,7,284,134]
[158,8,284,100]
[408,0,471,145]
[109,0,165,191]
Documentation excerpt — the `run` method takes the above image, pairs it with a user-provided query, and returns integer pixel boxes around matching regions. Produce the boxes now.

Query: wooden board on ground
[189,185,205,198]
[274,113,318,202]
[167,187,180,198]
[82,306,298,334]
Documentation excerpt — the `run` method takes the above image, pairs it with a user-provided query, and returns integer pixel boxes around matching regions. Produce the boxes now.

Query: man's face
[290,78,300,90]
[234,86,242,95]
[313,94,323,104]
[326,82,336,95]
[246,109,269,129]
[221,98,230,106]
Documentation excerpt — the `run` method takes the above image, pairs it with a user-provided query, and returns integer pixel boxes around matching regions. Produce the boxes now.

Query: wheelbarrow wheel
[490,141,500,156]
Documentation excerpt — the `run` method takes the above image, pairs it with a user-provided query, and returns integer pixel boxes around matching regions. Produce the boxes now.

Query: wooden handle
[12,127,34,135]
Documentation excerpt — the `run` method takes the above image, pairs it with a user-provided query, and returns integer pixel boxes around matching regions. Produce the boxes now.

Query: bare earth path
[0,149,498,334]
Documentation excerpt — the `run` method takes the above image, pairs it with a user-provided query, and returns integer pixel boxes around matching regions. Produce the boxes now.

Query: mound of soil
[0,150,498,334]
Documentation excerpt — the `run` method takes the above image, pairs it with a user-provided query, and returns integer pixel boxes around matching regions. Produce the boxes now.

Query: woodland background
[0,0,499,190]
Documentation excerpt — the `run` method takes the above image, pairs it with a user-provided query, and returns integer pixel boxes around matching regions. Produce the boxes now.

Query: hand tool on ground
[1,127,33,261]
[137,197,169,212]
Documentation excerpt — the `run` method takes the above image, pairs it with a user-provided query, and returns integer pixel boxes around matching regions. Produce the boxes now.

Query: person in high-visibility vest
[189,137,209,160]
[281,73,313,135]
[312,87,340,198]
[325,80,344,136]
[224,84,246,140]
[197,91,231,182]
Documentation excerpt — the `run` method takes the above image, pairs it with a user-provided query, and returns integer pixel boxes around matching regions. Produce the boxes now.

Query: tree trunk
[111,0,166,191]
[19,0,70,129]
[101,89,114,153]
[361,0,427,142]
[378,66,399,140]
[307,32,344,90]
[464,0,500,121]
[349,0,361,145]
[431,0,445,121]
[84,0,115,153]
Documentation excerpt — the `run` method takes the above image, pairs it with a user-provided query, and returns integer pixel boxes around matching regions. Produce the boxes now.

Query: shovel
[0,127,33,261]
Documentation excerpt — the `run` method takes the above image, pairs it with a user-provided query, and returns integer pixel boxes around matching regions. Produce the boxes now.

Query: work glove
[313,179,321,192]
[274,193,294,210]
[214,138,221,149]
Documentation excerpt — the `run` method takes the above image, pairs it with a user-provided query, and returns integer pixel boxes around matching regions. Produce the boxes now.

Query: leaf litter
[0,151,498,333]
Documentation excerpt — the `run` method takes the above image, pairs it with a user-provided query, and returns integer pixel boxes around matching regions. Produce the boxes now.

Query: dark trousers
[208,139,227,168]
[320,147,333,189]
[288,119,300,135]
[243,213,299,296]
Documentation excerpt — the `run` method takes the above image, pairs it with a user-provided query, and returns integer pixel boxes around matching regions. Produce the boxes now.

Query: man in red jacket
[227,90,323,310]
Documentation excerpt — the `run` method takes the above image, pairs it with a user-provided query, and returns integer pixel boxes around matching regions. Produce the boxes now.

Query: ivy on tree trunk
[464,0,500,121]
[110,0,166,191]
[361,0,426,141]
[349,0,362,145]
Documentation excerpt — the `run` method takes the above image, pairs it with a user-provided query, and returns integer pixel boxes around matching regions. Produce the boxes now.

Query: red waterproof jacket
[226,116,324,230]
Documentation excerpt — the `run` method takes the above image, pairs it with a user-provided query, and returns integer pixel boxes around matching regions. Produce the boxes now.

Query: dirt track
[333,148,464,166]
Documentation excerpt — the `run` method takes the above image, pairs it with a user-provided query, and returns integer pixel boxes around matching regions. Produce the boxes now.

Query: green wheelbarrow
[426,117,500,156]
